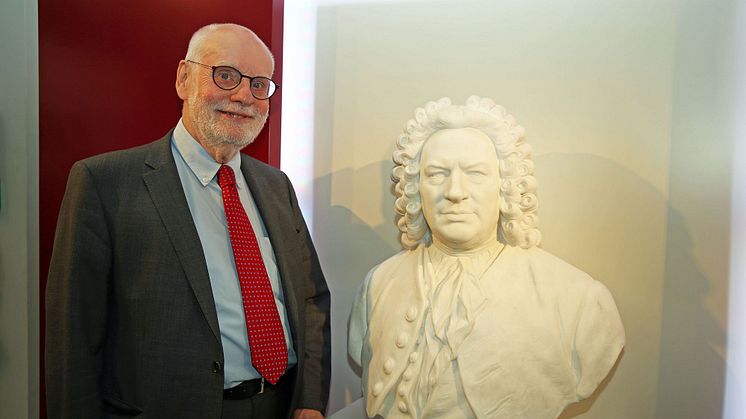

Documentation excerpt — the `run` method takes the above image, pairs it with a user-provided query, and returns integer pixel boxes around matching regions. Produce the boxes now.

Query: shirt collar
[172,118,244,188]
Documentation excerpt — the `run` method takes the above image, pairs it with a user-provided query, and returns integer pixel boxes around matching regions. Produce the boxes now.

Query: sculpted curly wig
[392,96,541,249]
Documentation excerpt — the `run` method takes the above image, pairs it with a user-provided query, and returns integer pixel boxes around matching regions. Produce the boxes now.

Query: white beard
[189,93,268,149]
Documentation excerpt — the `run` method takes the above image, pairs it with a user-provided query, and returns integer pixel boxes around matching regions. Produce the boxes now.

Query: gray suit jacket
[45,132,331,418]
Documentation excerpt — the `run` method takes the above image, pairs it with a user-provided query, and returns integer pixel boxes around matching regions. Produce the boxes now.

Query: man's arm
[45,161,111,418]
[300,229,331,411]
[286,175,331,414]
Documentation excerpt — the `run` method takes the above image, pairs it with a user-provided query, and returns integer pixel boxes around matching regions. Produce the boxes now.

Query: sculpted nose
[444,171,467,203]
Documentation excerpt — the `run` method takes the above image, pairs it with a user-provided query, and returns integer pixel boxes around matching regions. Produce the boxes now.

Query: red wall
[38,1,283,416]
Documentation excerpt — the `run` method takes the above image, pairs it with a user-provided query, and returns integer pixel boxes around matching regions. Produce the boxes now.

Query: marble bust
[347,96,625,418]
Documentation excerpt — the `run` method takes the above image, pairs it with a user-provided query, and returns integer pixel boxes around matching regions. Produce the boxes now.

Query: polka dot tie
[218,165,287,384]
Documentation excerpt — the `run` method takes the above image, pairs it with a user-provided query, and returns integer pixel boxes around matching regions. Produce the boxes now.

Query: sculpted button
[398,401,409,413]
[408,352,419,363]
[403,368,413,382]
[372,381,384,397]
[397,384,407,397]
[396,333,409,348]
[383,358,395,374]
[405,307,418,322]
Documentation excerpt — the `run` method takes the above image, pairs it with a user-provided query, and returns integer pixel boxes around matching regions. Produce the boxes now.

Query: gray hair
[392,96,541,249]
[185,23,275,69]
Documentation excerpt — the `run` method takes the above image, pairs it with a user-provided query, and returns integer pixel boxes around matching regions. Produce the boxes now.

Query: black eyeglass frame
[186,59,279,100]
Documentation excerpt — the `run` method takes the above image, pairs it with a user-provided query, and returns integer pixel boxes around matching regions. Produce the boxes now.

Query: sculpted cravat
[218,164,288,384]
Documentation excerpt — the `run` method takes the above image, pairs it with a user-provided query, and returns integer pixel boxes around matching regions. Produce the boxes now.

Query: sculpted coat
[348,244,624,418]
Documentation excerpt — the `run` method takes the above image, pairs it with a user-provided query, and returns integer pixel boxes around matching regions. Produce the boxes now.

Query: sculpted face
[176,27,272,149]
[419,128,501,252]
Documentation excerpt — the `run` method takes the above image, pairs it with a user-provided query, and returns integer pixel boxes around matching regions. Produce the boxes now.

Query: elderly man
[348,96,624,418]
[46,23,330,419]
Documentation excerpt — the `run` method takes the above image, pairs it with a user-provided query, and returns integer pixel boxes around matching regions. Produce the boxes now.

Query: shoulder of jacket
[78,136,167,173]
[240,153,287,178]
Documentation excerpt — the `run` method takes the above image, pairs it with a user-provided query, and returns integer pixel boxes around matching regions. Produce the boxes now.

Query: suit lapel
[141,133,221,343]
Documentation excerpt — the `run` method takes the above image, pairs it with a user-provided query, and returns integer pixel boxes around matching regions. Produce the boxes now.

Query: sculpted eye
[424,170,447,184]
[466,166,492,182]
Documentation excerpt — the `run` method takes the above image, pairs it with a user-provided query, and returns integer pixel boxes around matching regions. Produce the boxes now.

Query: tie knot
[218,165,236,189]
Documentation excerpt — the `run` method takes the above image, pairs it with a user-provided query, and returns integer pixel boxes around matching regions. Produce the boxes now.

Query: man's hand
[292,408,324,419]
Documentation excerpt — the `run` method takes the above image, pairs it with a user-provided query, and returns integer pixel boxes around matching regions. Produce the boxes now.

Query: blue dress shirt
[171,119,297,388]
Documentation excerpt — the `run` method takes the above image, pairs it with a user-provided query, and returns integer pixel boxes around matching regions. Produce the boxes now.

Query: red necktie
[218,165,288,384]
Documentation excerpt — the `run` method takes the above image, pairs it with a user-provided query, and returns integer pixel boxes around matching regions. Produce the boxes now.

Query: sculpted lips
[441,209,474,221]
[441,208,473,215]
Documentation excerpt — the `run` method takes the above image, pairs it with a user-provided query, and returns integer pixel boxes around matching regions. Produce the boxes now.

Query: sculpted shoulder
[506,245,598,286]
[366,249,421,295]
[487,245,616,313]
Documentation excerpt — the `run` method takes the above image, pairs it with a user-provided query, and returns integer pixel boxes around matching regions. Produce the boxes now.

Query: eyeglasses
[186,60,279,100]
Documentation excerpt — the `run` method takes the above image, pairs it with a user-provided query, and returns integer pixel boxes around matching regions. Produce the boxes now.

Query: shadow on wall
[655,208,728,418]
[311,161,401,411]
[652,0,736,415]
[535,152,665,418]
[537,151,728,418]
[311,162,400,279]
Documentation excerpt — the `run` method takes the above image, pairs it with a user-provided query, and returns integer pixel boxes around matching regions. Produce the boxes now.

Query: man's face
[419,128,501,253]
[177,28,273,149]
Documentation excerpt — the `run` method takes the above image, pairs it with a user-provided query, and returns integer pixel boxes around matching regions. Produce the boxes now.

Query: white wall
[655,0,739,417]
[0,0,40,417]
[284,0,744,417]
[723,1,746,418]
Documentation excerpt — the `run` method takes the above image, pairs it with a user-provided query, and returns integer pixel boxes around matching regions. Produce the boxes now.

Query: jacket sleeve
[45,161,111,418]
[285,175,332,413]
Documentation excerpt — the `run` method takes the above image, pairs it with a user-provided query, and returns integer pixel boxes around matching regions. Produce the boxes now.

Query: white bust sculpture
[347,96,625,419]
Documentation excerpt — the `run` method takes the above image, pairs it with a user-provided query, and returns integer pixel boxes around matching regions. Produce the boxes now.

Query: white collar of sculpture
[347,96,625,419]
